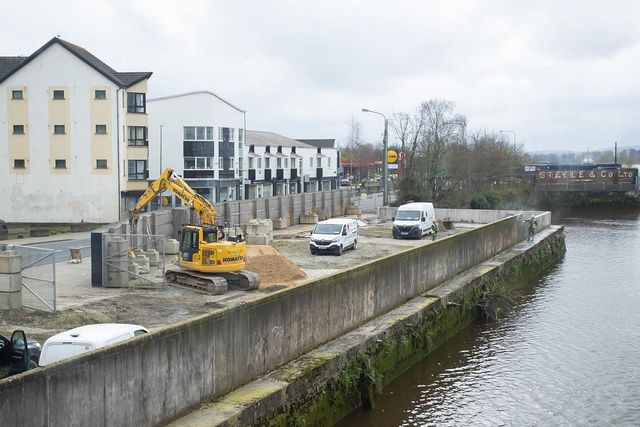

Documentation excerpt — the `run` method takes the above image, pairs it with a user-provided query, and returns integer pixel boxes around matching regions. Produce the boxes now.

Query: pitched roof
[0,37,152,87]
[296,139,336,148]
[247,131,315,148]
[0,57,26,80]
[148,90,245,113]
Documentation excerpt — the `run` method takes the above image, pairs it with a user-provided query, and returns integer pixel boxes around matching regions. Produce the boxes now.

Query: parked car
[310,218,358,255]
[0,330,41,379]
[39,324,149,366]
[340,179,351,187]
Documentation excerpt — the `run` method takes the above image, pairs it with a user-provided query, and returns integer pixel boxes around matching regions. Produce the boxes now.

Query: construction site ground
[0,216,469,344]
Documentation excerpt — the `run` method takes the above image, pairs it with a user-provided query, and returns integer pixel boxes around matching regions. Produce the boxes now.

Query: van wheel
[352,240,357,250]
[336,245,343,256]
[310,249,316,255]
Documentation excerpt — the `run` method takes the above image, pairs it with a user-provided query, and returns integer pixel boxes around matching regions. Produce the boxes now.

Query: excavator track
[164,269,260,295]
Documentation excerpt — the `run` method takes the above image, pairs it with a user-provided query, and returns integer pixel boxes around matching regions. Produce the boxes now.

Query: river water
[339,208,640,426]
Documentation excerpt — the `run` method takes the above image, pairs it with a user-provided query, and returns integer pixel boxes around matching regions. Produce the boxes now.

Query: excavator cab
[179,227,200,262]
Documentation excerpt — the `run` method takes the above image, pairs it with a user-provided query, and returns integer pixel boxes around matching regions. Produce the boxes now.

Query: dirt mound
[246,245,307,287]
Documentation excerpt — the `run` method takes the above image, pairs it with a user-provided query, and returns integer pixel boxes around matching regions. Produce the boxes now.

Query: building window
[309,157,313,167]
[265,157,270,169]
[184,156,214,170]
[53,90,65,100]
[218,127,234,142]
[284,157,288,169]
[96,159,108,169]
[54,125,65,134]
[249,157,255,169]
[55,159,67,169]
[128,160,147,180]
[127,92,146,113]
[96,125,107,135]
[14,159,25,169]
[183,126,213,141]
[11,90,23,100]
[12,125,25,134]
[128,126,147,146]
[328,157,331,167]
[239,129,244,142]
[257,157,262,169]
[277,157,282,168]
[95,90,107,99]
[291,158,297,169]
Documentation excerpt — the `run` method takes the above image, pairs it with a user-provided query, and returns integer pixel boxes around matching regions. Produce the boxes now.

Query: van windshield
[314,224,343,235]
[396,210,421,221]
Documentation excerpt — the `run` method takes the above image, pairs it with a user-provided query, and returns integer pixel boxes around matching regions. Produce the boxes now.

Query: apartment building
[0,37,151,223]
[147,91,246,203]
[246,131,338,197]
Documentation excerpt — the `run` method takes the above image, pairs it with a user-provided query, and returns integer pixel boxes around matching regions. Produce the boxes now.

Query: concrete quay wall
[2,212,545,427]
[179,226,566,426]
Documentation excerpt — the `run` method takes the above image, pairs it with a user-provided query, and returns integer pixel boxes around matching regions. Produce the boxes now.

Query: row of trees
[343,99,528,207]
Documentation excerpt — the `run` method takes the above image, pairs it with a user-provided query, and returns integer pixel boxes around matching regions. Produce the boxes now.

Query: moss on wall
[254,231,566,427]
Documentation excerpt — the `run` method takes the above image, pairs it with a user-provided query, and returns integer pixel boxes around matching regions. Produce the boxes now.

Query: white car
[39,323,148,366]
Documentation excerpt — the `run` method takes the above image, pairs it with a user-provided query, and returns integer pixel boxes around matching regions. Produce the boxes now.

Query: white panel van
[39,324,149,366]
[310,218,358,255]
[392,202,436,239]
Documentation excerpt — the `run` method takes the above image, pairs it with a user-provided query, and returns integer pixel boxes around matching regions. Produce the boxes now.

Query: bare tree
[344,115,363,179]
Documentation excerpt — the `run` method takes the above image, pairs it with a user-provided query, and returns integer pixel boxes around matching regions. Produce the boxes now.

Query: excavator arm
[129,168,218,230]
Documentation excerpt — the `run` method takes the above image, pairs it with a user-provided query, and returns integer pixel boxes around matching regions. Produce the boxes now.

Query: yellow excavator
[129,167,259,294]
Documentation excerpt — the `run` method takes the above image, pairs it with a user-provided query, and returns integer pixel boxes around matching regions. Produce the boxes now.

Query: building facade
[246,131,338,198]
[147,91,246,203]
[0,37,151,223]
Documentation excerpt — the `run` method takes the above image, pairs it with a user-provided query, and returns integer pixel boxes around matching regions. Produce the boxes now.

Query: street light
[361,108,389,206]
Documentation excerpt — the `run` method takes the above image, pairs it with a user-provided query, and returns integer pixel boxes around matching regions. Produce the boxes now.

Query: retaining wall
[2,212,547,427]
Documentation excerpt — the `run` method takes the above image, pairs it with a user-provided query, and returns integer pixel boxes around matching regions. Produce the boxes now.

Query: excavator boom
[128,168,259,294]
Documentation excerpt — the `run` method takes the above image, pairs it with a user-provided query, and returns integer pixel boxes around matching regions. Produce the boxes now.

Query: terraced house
[0,37,152,223]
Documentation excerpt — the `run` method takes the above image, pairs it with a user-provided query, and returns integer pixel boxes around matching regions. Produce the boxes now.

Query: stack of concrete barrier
[106,236,129,287]
[244,219,273,245]
[0,250,22,310]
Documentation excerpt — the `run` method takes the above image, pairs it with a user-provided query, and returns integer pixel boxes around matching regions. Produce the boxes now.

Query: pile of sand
[245,245,307,288]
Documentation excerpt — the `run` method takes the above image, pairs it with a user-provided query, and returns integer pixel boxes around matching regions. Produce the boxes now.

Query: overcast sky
[4,0,640,152]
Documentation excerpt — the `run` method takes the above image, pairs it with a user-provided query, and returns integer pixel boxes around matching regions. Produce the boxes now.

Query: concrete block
[0,251,22,274]
[273,218,289,230]
[300,213,318,224]
[245,234,271,245]
[128,261,139,279]
[135,255,150,272]
[164,239,180,255]
[0,291,21,310]
[146,249,160,267]
[0,273,22,292]
[346,205,362,216]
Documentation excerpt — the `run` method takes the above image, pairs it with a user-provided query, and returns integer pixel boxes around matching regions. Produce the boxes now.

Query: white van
[310,218,358,255]
[392,202,436,239]
[39,324,149,366]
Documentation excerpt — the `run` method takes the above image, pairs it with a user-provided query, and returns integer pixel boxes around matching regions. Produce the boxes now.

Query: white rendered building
[147,91,246,203]
[0,37,152,223]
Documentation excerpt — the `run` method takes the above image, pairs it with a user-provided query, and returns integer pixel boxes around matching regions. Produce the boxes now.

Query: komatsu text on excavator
[129,167,259,294]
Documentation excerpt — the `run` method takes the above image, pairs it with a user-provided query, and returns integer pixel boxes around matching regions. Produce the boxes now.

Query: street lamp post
[362,108,388,206]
